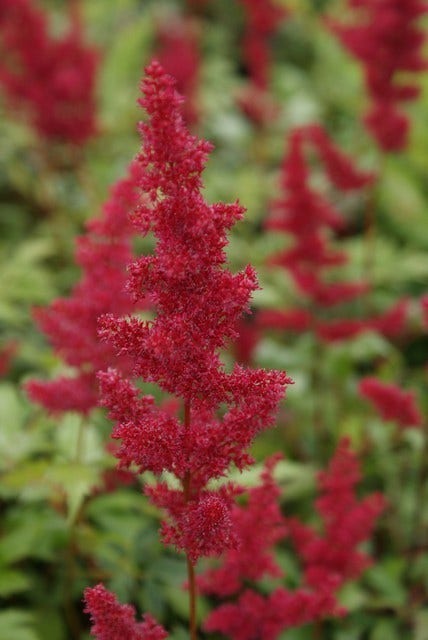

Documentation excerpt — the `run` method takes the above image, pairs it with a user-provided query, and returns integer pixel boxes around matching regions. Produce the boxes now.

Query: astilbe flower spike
[288,438,386,592]
[0,0,98,145]
[97,60,290,638]
[84,584,167,640]
[261,125,409,342]
[25,161,143,415]
[329,0,428,151]
[237,0,287,126]
[200,440,384,640]
[262,125,372,327]
[358,377,423,428]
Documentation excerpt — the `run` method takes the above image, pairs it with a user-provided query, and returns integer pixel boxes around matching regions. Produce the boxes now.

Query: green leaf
[365,560,407,608]
[339,582,369,612]
[415,609,428,640]
[0,570,31,597]
[370,618,400,640]
[0,610,38,640]
[33,608,66,640]
[0,461,51,500]
[45,462,101,524]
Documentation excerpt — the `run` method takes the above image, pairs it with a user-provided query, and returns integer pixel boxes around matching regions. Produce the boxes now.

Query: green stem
[182,400,198,640]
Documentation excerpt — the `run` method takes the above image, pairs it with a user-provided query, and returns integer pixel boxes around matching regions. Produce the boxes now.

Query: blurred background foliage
[1,0,428,638]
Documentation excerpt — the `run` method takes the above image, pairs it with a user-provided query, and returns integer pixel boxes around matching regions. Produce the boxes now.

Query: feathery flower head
[359,377,423,427]
[329,0,428,151]
[289,437,386,590]
[237,0,287,125]
[99,60,291,563]
[265,125,372,310]
[0,0,99,145]
[26,163,142,414]
[84,584,168,640]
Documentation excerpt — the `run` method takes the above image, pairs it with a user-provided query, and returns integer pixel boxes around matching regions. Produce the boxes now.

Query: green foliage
[1,0,428,638]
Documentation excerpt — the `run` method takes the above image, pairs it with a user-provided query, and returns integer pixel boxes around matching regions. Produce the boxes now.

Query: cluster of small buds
[329,0,428,151]
[237,0,287,126]
[199,440,384,640]
[359,377,423,428]
[0,0,98,145]
[26,162,143,414]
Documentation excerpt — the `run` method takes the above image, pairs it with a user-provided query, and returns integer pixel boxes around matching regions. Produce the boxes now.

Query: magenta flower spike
[329,0,428,151]
[95,60,291,639]
[359,377,423,428]
[0,0,98,145]
[84,584,167,640]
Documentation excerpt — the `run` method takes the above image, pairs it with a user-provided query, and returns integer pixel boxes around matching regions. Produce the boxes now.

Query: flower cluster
[261,125,372,336]
[0,0,98,145]
[26,161,143,414]
[198,456,286,597]
[98,61,290,567]
[265,125,372,308]
[84,584,167,640]
[199,439,384,640]
[260,124,411,343]
[288,438,386,591]
[359,377,423,428]
[237,0,287,126]
[330,0,428,151]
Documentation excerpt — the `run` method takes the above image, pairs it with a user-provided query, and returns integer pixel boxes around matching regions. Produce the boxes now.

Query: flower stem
[183,400,198,640]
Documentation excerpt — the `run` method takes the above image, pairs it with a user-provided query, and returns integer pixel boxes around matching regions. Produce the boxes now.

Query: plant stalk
[183,400,198,640]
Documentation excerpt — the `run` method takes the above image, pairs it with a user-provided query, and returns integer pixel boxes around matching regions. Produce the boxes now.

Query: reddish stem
[183,400,198,640]
[363,186,376,312]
